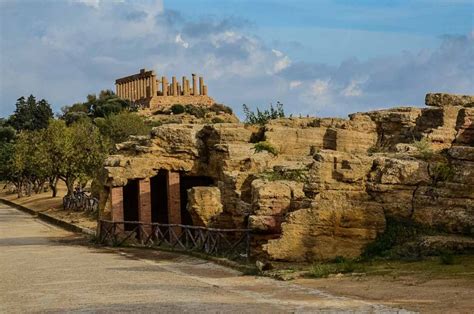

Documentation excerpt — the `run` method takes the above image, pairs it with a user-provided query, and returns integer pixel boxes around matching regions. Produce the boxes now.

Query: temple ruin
[115,68,215,109]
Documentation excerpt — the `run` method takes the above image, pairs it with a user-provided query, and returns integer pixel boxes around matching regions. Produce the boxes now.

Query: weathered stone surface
[186,187,223,227]
[102,92,474,262]
[425,93,474,108]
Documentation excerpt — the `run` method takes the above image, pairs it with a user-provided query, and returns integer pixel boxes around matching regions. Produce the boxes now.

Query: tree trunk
[65,176,75,196]
[49,177,58,198]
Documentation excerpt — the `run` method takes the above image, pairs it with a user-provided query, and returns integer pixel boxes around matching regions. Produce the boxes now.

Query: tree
[61,90,133,122]
[94,112,151,147]
[8,95,53,131]
[43,119,108,196]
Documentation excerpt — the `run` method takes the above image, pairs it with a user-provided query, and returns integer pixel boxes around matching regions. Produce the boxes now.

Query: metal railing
[98,220,251,261]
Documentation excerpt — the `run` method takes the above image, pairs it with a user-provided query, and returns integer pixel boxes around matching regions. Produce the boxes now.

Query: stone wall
[102,93,474,262]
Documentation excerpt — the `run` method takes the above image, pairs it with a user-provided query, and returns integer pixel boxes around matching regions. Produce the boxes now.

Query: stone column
[203,85,208,96]
[166,171,182,239]
[162,76,168,96]
[177,83,181,96]
[182,76,188,95]
[185,79,190,95]
[110,187,124,234]
[138,178,152,239]
[199,76,204,95]
[192,74,197,96]
[172,76,177,96]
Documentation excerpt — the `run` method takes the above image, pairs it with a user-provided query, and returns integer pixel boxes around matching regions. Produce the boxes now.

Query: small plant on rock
[170,104,185,114]
[243,102,285,125]
[413,137,434,160]
[430,162,455,186]
[253,141,278,156]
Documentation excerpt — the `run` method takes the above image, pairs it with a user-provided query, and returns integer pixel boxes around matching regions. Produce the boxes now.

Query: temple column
[203,85,208,96]
[162,76,168,96]
[192,74,197,96]
[182,77,187,95]
[138,178,152,239]
[110,186,124,234]
[172,76,177,96]
[199,77,204,95]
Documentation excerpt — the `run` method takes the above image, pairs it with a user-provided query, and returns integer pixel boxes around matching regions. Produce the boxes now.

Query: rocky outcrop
[102,93,474,262]
[187,187,223,227]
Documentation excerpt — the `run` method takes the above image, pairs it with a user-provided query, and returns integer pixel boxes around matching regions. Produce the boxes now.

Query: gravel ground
[0,203,407,313]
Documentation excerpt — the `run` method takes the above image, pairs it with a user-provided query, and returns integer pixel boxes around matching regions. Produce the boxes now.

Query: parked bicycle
[63,187,98,212]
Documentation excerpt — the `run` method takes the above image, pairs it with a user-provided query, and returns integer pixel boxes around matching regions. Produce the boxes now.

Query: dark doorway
[123,179,139,231]
[180,175,214,225]
[150,170,168,224]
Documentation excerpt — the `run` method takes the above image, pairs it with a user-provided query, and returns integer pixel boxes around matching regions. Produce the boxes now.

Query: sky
[0,0,473,118]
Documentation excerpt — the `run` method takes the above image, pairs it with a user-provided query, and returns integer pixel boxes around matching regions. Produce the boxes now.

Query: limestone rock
[425,93,474,108]
[186,187,223,227]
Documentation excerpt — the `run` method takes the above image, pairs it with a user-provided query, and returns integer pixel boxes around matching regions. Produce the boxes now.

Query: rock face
[187,187,223,227]
[102,93,474,262]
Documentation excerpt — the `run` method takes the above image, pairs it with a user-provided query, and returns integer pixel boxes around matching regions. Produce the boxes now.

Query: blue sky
[0,0,473,118]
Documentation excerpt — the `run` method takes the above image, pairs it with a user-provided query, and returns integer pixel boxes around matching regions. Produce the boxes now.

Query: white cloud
[175,33,189,48]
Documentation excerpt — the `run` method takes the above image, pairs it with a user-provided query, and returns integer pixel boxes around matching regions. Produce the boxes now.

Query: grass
[253,141,278,155]
[309,258,366,278]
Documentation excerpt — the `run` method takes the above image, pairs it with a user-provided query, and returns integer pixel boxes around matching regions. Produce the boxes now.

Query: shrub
[430,162,455,185]
[185,105,206,118]
[211,103,233,115]
[211,117,225,124]
[253,141,278,155]
[363,217,434,259]
[439,251,456,265]
[413,137,434,160]
[243,102,285,125]
[261,168,308,182]
[170,104,185,114]
[309,259,365,278]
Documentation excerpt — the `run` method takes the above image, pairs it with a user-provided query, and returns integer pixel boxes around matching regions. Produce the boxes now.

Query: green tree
[94,112,151,147]
[61,90,133,122]
[8,95,53,131]
[43,119,108,196]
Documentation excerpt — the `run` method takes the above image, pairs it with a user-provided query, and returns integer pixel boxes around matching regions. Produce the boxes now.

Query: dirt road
[0,203,406,313]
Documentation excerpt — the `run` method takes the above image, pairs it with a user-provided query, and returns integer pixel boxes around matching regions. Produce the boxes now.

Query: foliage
[211,117,225,124]
[253,141,278,155]
[61,90,133,122]
[260,168,308,182]
[439,251,456,265]
[170,104,186,114]
[184,105,206,118]
[242,102,285,125]
[8,95,53,131]
[430,162,455,186]
[363,217,435,259]
[413,137,434,160]
[0,125,16,143]
[94,112,150,146]
[210,103,233,115]
[309,258,365,278]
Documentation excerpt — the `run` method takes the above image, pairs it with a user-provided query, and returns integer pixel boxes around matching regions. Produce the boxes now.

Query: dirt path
[0,203,406,313]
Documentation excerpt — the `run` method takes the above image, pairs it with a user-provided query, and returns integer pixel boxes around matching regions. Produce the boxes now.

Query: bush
[170,104,185,114]
[439,251,456,265]
[243,102,285,125]
[211,117,225,124]
[413,137,434,160]
[211,103,233,115]
[261,168,308,182]
[95,112,151,146]
[430,162,455,185]
[185,105,206,118]
[363,217,434,259]
[253,141,278,155]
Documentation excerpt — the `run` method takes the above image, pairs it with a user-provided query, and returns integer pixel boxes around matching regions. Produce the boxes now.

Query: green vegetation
[363,217,435,260]
[253,141,278,155]
[413,137,434,160]
[1,91,150,199]
[61,90,134,124]
[260,168,308,182]
[309,258,365,278]
[170,104,186,115]
[430,162,455,186]
[243,102,285,125]
[94,112,150,146]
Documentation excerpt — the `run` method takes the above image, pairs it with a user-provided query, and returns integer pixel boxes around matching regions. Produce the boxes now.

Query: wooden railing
[98,220,251,261]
